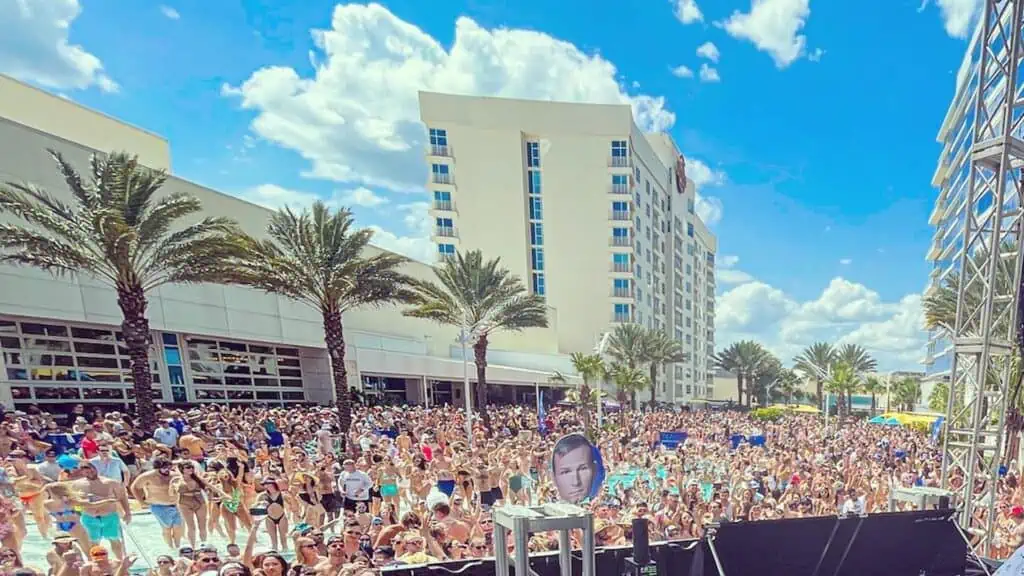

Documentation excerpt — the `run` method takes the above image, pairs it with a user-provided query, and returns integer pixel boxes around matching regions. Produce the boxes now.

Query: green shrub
[751,407,785,422]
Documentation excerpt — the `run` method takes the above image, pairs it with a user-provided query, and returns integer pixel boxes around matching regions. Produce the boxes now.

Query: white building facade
[418,92,717,401]
[0,75,583,412]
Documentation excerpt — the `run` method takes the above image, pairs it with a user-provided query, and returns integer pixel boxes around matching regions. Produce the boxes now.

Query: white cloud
[839,258,852,265]
[340,187,389,208]
[234,184,332,212]
[367,202,435,263]
[716,254,753,286]
[687,158,726,226]
[674,0,704,24]
[699,63,721,83]
[159,5,180,20]
[808,48,824,62]
[716,276,927,370]
[223,4,676,193]
[719,254,739,268]
[935,0,982,38]
[696,42,720,63]
[722,0,810,69]
[0,0,118,92]
[671,65,694,78]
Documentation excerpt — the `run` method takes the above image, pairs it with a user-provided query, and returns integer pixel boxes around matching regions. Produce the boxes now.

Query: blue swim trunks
[150,504,182,528]
[81,513,121,542]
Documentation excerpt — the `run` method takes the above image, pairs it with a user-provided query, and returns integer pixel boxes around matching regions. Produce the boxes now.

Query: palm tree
[606,323,647,408]
[608,362,647,426]
[776,369,801,405]
[404,250,547,433]
[570,352,606,439]
[861,375,884,416]
[712,343,744,405]
[835,344,876,412]
[826,362,860,419]
[736,340,770,407]
[794,342,837,410]
[225,202,417,450]
[0,151,243,430]
[642,330,688,407]
[748,352,782,407]
[892,377,922,411]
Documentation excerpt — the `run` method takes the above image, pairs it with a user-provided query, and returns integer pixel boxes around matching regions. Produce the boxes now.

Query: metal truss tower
[940,0,1024,557]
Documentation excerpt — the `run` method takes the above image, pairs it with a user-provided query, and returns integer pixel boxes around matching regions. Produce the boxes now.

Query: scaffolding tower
[939,0,1024,557]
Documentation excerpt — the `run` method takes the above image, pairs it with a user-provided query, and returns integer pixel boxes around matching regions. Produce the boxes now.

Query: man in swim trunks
[130,456,183,549]
[70,461,131,560]
[8,449,50,538]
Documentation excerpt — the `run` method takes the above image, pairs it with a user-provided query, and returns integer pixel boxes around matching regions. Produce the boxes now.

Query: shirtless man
[130,456,183,548]
[8,449,50,538]
[71,461,131,559]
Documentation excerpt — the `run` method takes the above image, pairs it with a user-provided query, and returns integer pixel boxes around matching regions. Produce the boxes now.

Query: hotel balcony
[611,287,634,298]
[612,312,634,323]
[431,172,454,185]
[610,210,632,221]
[610,236,634,247]
[611,262,631,273]
[432,199,455,212]
[433,226,458,239]
[610,182,630,195]
[427,144,453,158]
[608,156,631,168]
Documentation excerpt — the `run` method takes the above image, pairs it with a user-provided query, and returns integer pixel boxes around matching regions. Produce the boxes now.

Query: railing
[427,144,452,157]
[610,183,629,194]
[610,210,631,220]
[610,237,633,247]
[431,172,453,185]
[612,312,633,323]
[611,262,631,272]
[438,252,456,262]
[432,200,454,211]
[435,226,457,238]
[611,287,633,298]
[608,156,630,167]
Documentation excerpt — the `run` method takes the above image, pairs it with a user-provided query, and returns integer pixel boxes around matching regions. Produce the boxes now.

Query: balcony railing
[610,183,629,194]
[610,210,631,221]
[610,236,633,247]
[435,226,457,238]
[612,312,633,323]
[428,144,452,157]
[431,173,453,185]
[611,287,633,298]
[609,156,630,168]
[432,200,455,211]
[611,262,631,272]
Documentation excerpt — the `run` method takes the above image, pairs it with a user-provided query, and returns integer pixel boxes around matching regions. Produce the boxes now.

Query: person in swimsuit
[378,461,401,511]
[41,483,96,553]
[171,461,208,548]
[295,473,325,527]
[8,450,50,539]
[69,462,131,560]
[130,457,184,549]
[257,477,289,552]
[212,471,246,545]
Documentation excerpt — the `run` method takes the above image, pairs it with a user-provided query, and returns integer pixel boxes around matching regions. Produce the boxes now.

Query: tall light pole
[594,331,612,428]
[458,328,474,448]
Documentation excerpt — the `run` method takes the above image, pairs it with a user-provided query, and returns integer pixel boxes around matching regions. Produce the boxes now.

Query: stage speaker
[632,518,650,564]
[938,495,950,510]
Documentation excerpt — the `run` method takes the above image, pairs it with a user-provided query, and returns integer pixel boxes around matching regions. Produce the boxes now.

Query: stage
[383,509,974,576]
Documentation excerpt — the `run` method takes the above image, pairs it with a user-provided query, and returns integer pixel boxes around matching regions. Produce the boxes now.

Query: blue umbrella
[884,417,901,426]
[868,415,886,424]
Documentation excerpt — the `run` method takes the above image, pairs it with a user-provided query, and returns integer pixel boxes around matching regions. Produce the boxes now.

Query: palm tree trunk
[870,393,876,416]
[816,378,823,410]
[323,307,351,453]
[649,364,657,408]
[735,374,743,406]
[581,384,592,440]
[472,335,493,434]
[117,282,156,431]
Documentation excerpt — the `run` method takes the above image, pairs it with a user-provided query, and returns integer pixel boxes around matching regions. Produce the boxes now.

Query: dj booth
[384,509,976,576]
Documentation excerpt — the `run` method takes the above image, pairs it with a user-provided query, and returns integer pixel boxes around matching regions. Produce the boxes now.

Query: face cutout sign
[551,433,605,504]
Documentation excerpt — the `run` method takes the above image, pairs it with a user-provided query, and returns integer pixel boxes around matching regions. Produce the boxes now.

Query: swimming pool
[20,513,284,572]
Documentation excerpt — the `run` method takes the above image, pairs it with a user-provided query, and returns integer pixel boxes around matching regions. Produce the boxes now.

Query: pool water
[20,513,287,572]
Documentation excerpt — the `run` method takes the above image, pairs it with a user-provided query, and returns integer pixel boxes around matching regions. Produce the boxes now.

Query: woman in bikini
[171,461,208,548]
[41,483,95,553]
[294,473,325,528]
[256,477,289,552]
[378,460,401,513]
[212,471,245,545]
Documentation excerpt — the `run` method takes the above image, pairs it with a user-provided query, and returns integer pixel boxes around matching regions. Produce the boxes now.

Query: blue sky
[0,0,982,369]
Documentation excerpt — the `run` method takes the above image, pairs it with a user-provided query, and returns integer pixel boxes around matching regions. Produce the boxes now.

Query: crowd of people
[0,399,1021,576]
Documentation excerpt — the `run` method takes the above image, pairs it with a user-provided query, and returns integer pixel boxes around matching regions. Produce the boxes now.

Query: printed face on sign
[551,433,603,504]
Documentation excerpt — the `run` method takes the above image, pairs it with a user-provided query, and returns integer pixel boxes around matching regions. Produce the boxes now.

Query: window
[612,201,629,212]
[707,252,716,265]
[531,248,544,271]
[636,264,643,279]
[526,141,540,168]
[687,243,694,255]
[528,170,542,194]
[428,128,448,147]
[433,190,451,202]
[436,217,453,229]
[529,197,543,220]
[431,163,451,183]
[612,174,628,186]
[532,272,546,295]
[611,140,628,157]
[612,227,629,238]
[614,278,630,289]
[614,303,631,317]
[613,253,630,266]
[438,243,456,256]
[687,223,694,237]
[636,288,643,301]
[687,198,695,214]
[530,222,544,245]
